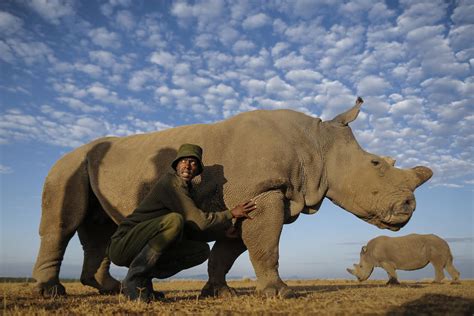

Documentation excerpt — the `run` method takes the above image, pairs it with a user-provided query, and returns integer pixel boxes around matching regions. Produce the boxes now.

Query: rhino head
[346,246,374,281]
[322,98,432,231]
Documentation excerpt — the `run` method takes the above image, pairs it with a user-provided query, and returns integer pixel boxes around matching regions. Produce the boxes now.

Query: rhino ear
[361,245,367,254]
[382,156,396,166]
[330,97,364,126]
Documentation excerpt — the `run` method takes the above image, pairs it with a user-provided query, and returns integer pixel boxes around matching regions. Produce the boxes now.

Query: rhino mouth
[378,196,416,231]
[379,219,408,231]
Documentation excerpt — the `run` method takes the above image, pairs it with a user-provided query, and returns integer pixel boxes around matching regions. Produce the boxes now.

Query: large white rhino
[33,98,432,298]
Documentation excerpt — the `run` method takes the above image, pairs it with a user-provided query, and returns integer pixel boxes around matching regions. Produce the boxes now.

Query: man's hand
[230,200,256,219]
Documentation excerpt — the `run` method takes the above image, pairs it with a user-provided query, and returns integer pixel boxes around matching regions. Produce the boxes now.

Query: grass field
[1,279,473,315]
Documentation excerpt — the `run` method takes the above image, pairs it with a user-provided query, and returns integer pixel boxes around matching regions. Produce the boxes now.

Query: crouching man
[108,143,256,302]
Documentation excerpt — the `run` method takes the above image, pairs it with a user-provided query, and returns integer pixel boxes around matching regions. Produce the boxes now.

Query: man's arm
[162,175,255,232]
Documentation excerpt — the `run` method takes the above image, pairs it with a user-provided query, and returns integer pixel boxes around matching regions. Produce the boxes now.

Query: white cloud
[367,2,395,23]
[89,50,116,68]
[389,97,424,116]
[100,0,132,17]
[266,76,298,100]
[240,79,266,96]
[0,106,169,148]
[85,82,150,110]
[150,51,177,68]
[1,38,52,65]
[172,73,213,93]
[242,13,270,29]
[232,39,256,54]
[271,42,289,57]
[0,164,13,174]
[57,97,107,113]
[0,11,24,35]
[396,1,448,34]
[115,10,135,30]
[357,75,391,96]
[449,25,474,52]
[24,0,75,24]
[171,0,225,30]
[208,83,236,97]
[218,26,240,47]
[127,68,160,91]
[88,27,121,49]
[274,52,310,70]
[74,62,102,77]
[0,40,14,63]
[194,34,214,49]
[285,69,322,82]
[314,80,355,120]
[451,1,474,25]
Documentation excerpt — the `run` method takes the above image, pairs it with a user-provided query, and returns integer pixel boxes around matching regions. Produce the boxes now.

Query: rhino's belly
[394,257,430,271]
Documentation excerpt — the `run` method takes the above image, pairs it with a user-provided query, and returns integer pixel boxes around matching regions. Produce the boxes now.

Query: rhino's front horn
[412,166,433,188]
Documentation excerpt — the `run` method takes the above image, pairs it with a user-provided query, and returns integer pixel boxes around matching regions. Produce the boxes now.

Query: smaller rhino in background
[347,234,460,284]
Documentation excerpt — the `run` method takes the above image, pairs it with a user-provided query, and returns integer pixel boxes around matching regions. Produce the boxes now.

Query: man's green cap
[171,143,204,175]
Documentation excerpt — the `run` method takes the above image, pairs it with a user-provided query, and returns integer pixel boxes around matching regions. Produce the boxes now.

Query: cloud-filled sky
[0,0,473,281]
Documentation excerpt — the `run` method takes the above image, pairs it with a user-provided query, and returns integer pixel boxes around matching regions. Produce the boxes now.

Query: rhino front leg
[77,212,120,294]
[381,262,400,285]
[200,238,247,298]
[241,191,293,298]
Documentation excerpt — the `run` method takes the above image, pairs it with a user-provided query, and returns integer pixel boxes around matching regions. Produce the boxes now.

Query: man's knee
[161,213,184,237]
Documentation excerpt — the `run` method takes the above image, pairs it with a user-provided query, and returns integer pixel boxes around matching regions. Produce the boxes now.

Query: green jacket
[112,169,233,240]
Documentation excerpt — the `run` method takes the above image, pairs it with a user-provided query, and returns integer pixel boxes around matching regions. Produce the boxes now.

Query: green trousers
[108,213,210,275]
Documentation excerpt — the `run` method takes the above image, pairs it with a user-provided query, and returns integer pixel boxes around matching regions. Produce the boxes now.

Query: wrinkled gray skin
[32,98,433,298]
[347,234,460,284]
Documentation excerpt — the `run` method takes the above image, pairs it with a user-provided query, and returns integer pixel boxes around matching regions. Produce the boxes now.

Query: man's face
[176,157,199,182]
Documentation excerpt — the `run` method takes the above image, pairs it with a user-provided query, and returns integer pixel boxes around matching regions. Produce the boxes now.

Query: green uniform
[109,169,232,267]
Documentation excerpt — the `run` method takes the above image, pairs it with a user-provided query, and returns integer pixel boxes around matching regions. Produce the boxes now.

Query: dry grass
[1,279,473,315]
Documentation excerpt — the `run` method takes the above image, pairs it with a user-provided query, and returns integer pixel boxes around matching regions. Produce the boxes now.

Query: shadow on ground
[386,293,474,315]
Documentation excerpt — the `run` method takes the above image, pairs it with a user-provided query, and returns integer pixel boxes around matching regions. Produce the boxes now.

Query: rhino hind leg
[32,159,90,297]
[446,260,460,284]
[200,238,247,298]
[77,193,120,294]
[241,191,293,298]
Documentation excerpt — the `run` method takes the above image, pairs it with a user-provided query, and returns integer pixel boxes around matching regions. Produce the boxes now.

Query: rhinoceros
[347,234,460,284]
[32,97,432,298]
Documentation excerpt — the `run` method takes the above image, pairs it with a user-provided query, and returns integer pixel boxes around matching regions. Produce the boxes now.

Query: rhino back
[83,110,321,219]
[367,234,449,270]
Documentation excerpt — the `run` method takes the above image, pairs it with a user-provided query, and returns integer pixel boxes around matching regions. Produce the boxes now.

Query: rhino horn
[347,268,355,275]
[330,97,364,126]
[412,166,433,188]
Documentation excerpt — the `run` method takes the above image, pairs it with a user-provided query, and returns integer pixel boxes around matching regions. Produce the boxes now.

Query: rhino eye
[371,159,380,167]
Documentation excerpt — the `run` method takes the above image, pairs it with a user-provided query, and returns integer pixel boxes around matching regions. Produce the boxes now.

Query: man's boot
[122,244,161,302]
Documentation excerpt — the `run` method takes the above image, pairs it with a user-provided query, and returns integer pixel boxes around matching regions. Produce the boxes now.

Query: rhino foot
[81,276,121,294]
[200,282,237,298]
[386,278,400,285]
[33,281,66,298]
[258,285,295,298]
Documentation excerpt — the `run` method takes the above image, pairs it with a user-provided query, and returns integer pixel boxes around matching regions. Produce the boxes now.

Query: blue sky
[0,0,473,281]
